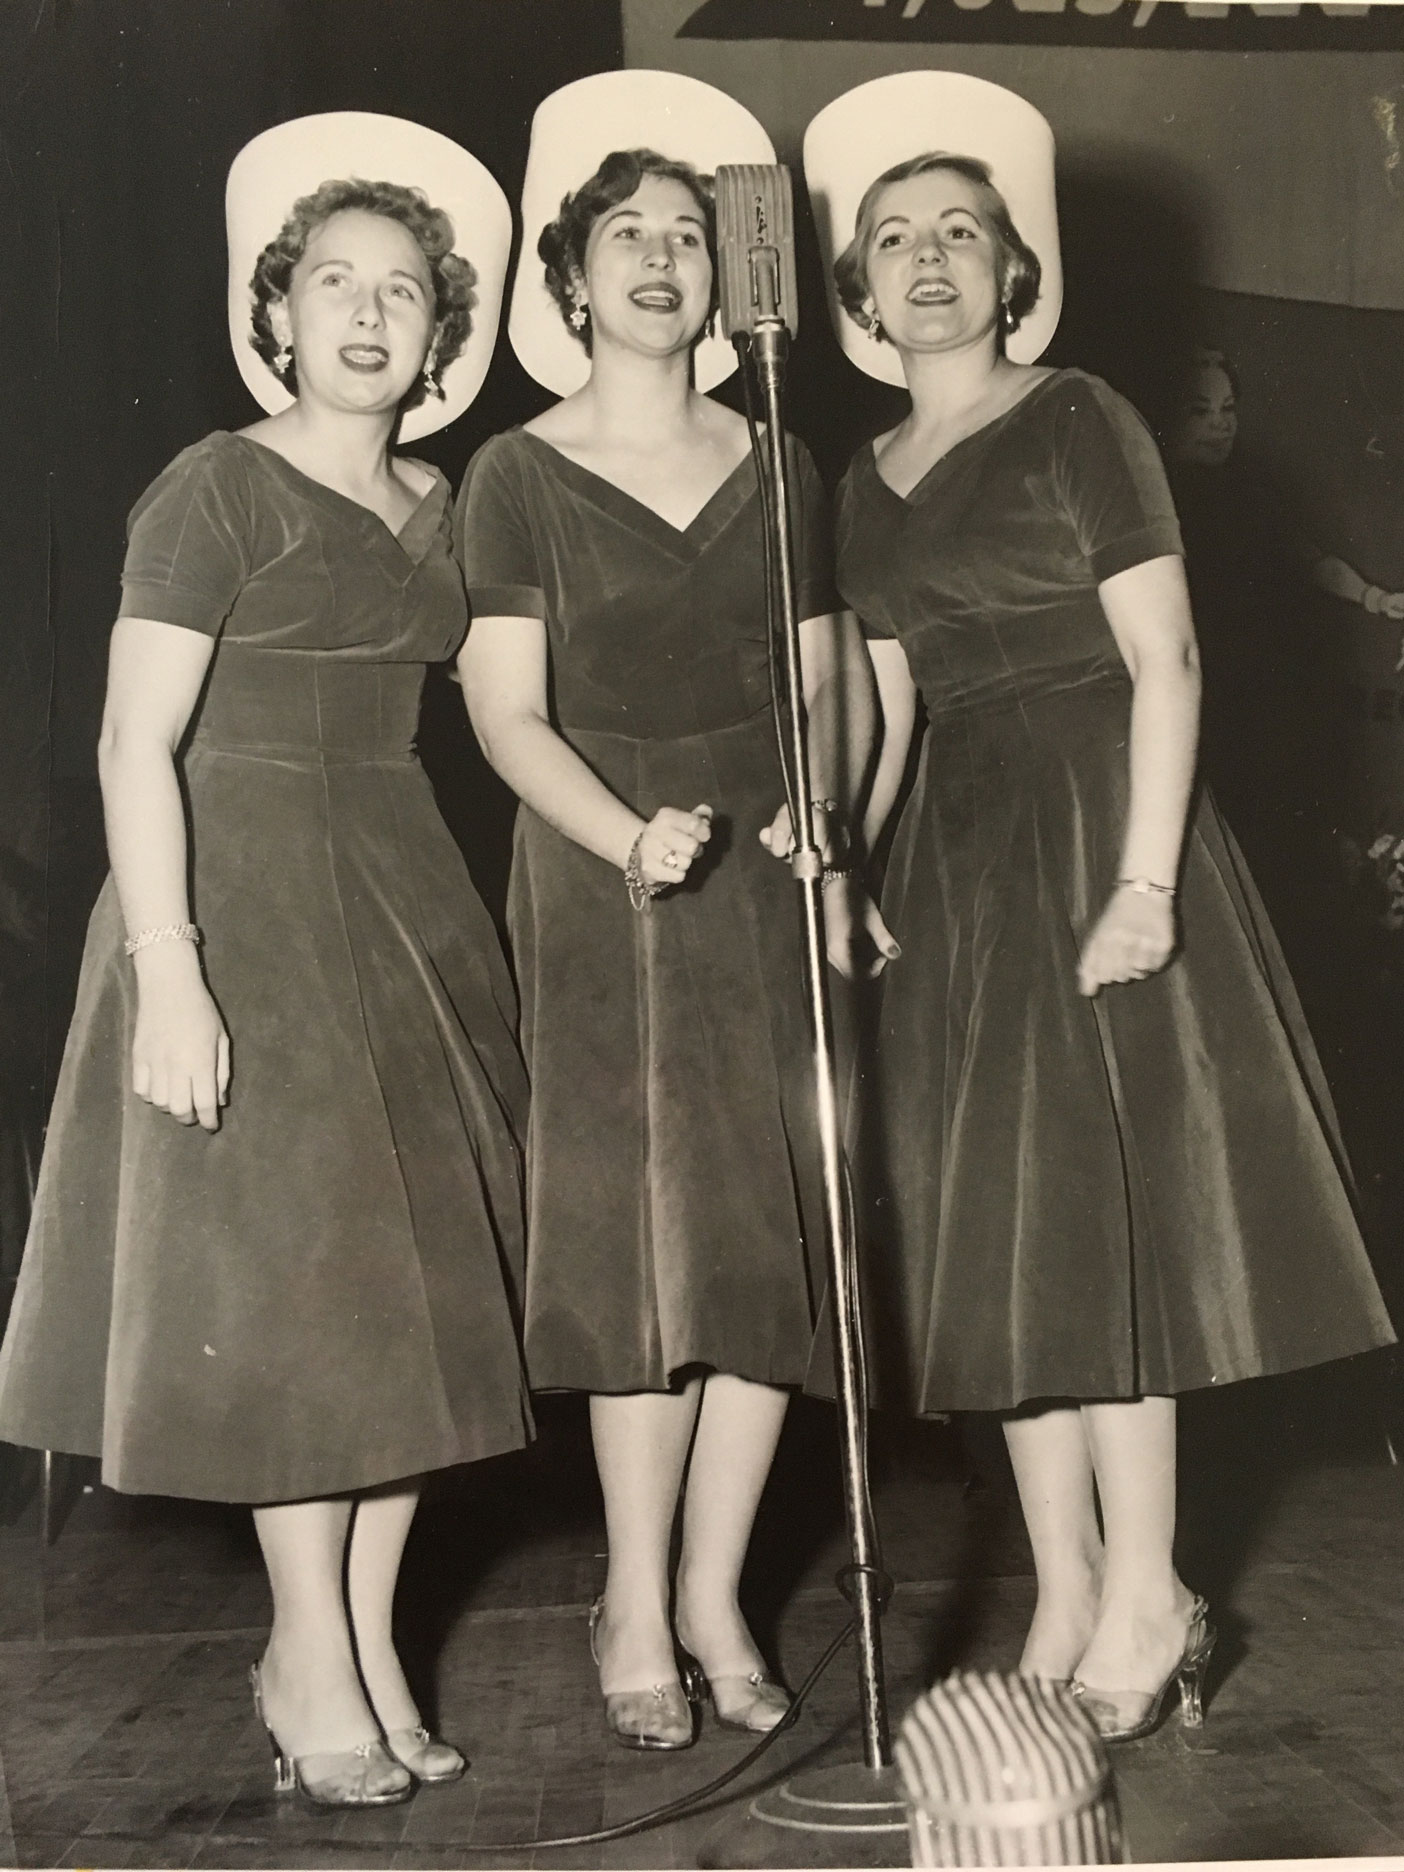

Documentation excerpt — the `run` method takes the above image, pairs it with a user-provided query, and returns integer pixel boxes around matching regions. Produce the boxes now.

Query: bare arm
[1077,553,1201,995]
[762,626,906,979]
[1312,553,1404,621]
[760,611,879,855]
[100,616,229,1128]
[860,638,919,860]
[457,617,711,891]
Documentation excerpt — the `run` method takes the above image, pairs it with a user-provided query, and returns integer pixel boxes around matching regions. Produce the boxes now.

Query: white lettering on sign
[856,0,1377,16]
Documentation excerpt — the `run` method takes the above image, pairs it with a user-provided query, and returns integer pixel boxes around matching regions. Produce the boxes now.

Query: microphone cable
[453,1610,857,1851]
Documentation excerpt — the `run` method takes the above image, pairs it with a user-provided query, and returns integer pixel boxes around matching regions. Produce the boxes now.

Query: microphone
[715,164,799,342]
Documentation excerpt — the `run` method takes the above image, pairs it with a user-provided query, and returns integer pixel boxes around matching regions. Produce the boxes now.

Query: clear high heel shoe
[383,1724,468,1784]
[588,1598,702,1752]
[1069,1597,1216,1743]
[693,1662,791,1734]
[249,1663,414,1807]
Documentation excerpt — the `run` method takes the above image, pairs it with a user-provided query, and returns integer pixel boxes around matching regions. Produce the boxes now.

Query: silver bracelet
[624,834,663,913]
[1116,877,1176,899]
[124,922,201,956]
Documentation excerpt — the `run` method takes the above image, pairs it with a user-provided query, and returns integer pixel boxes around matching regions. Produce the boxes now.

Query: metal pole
[750,319,890,1772]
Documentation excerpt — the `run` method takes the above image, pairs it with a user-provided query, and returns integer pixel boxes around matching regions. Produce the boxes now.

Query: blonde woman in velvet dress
[0,148,530,1806]
[806,80,1394,1745]
[457,136,876,1750]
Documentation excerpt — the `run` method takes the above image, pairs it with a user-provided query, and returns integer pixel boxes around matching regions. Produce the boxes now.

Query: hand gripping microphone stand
[697,163,906,1871]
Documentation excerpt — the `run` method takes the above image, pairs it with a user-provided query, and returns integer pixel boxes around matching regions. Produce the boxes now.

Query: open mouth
[628,284,683,312]
[907,281,958,306]
[339,345,390,372]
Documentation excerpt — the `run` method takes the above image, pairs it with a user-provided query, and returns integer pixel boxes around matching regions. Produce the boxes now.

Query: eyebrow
[874,206,982,233]
[309,259,426,283]
[600,206,707,230]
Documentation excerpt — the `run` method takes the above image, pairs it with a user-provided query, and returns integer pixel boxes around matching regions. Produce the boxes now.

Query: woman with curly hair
[805,79,1393,1744]
[0,159,531,1805]
[457,136,879,1751]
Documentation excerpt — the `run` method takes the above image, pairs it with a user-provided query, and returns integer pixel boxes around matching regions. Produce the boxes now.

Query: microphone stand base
[696,1760,908,1869]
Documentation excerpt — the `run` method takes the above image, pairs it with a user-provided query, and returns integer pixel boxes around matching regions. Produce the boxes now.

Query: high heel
[690,1660,791,1734]
[383,1725,468,1785]
[1069,1598,1216,1744]
[249,1664,414,1807]
[588,1598,701,1752]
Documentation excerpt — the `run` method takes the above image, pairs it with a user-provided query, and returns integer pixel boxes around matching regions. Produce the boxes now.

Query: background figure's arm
[1312,552,1404,621]
[100,615,228,1129]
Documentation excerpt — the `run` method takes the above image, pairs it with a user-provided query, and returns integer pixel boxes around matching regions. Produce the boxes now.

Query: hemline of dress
[0,1419,535,1506]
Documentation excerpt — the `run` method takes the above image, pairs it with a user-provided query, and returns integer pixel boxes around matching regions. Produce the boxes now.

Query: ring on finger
[662,850,683,870]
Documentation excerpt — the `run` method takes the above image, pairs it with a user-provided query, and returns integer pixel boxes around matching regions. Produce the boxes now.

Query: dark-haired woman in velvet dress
[831,152,1394,1741]
[0,179,531,1806]
[458,148,878,1750]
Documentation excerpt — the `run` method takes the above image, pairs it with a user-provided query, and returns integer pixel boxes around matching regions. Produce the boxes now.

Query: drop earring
[569,300,588,332]
[862,302,883,344]
[273,342,292,377]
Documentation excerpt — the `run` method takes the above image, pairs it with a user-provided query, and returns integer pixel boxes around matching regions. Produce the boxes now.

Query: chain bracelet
[124,922,202,957]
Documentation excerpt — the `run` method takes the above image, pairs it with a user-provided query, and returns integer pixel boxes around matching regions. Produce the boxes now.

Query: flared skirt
[510,710,824,1392]
[0,743,533,1500]
[851,674,1395,1414]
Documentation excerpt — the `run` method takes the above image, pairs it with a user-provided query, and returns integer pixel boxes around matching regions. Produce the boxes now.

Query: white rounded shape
[227,111,511,441]
[802,72,1061,384]
[508,70,775,397]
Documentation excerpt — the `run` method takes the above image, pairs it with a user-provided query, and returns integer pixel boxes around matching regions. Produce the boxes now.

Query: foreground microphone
[715,164,799,342]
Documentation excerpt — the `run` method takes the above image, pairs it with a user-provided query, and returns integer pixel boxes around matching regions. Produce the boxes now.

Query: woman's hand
[823,876,901,980]
[1076,885,1176,997]
[131,947,230,1131]
[633,804,713,890]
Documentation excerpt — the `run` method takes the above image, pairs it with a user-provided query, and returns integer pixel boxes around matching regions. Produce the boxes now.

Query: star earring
[569,299,588,332]
[273,342,292,377]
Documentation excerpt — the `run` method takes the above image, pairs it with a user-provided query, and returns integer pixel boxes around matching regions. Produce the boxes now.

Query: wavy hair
[249,177,477,409]
[538,148,717,354]
[834,152,1040,343]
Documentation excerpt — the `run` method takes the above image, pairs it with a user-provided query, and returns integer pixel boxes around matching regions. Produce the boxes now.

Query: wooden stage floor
[0,1363,1401,1869]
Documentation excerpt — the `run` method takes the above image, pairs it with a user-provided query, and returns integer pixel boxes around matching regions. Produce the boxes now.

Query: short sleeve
[789,438,841,622]
[119,438,254,636]
[454,437,548,621]
[1054,379,1183,583]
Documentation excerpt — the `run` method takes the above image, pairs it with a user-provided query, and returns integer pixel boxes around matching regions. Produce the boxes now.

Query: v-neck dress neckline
[230,433,447,562]
[868,370,1064,507]
[515,428,756,559]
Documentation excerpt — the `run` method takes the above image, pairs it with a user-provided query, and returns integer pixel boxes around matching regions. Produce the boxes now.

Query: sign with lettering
[679,1,1404,50]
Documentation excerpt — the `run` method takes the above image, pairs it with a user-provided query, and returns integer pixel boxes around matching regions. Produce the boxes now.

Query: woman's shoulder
[460,427,539,501]
[1043,368,1155,436]
[128,431,255,526]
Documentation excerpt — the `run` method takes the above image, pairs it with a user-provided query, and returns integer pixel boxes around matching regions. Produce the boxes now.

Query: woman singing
[805,74,1394,1742]
[457,103,874,1751]
[0,125,530,1806]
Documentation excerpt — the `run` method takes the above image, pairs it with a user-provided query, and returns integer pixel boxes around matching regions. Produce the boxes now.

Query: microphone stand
[697,251,906,1870]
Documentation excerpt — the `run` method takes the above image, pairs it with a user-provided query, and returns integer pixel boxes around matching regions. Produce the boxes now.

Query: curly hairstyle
[537,148,717,354]
[249,177,477,409]
[834,153,1041,345]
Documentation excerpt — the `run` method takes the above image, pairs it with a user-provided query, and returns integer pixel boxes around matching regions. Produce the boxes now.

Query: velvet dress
[838,370,1394,1413]
[456,429,836,1393]
[0,433,533,1502]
